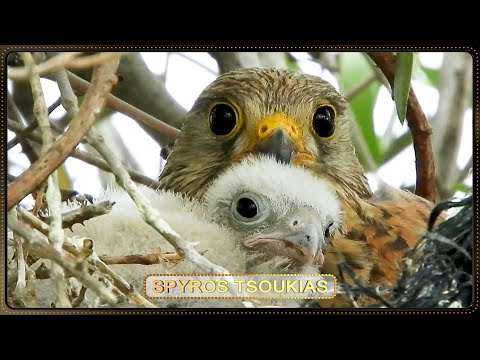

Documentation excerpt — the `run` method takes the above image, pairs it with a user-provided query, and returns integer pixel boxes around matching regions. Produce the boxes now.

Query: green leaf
[393,52,414,124]
[451,183,472,194]
[286,57,300,71]
[339,53,381,166]
[421,65,440,87]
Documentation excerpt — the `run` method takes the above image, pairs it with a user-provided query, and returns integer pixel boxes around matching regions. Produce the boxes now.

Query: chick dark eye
[209,103,237,136]
[312,106,335,138]
[324,222,335,239]
[236,197,258,219]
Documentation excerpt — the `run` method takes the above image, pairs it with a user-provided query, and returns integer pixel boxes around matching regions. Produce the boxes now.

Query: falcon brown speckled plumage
[159,67,439,307]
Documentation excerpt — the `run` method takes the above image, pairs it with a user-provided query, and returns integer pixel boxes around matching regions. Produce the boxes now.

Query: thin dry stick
[7,119,162,188]
[7,54,122,210]
[67,71,180,142]
[87,128,231,275]
[101,251,197,265]
[20,52,71,308]
[8,209,118,305]
[13,234,26,297]
[72,286,88,308]
[8,52,123,81]
[7,91,39,163]
[367,52,436,202]
[90,253,157,308]
[43,200,115,229]
[345,74,377,101]
[8,53,80,80]
[17,207,156,308]
[456,155,473,185]
[55,70,226,274]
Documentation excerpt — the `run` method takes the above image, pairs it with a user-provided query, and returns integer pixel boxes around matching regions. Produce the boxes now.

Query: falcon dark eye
[209,103,238,137]
[312,105,336,138]
[236,197,258,219]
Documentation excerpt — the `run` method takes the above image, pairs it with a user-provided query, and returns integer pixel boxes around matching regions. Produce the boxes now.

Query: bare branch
[367,52,436,202]
[13,234,26,298]
[456,155,473,185]
[113,53,186,130]
[8,52,123,81]
[86,127,231,275]
[349,112,378,172]
[432,53,472,199]
[175,53,218,75]
[17,207,156,308]
[210,52,263,73]
[8,208,118,306]
[345,75,377,102]
[308,52,340,75]
[100,250,208,266]
[7,119,162,188]
[384,132,412,163]
[20,52,71,307]
[7,90,39,162]
[43,200,115,229]
[7,54,122,210]
[67,71,180,146]
[209,52,288,73]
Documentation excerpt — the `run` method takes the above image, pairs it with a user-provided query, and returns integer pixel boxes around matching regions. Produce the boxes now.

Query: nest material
[8,194,474,309]
[390,196,473,308]
[327,196,473,308]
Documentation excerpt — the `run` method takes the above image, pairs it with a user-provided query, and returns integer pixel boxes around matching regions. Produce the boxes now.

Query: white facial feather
[43,156,342,308]
[204,155,342,230]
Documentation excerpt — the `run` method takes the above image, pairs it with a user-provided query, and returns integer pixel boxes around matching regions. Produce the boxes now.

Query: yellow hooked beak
[235,113,316,164]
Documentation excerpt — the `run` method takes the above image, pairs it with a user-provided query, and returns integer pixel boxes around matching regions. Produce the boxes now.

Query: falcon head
[204,155,343,272]
[160,67,371,200]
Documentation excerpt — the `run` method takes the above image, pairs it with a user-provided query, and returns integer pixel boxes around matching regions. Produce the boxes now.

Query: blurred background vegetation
[7,51,473,204]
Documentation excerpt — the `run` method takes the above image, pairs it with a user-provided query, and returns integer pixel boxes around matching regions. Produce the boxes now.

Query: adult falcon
[159,67,437,293]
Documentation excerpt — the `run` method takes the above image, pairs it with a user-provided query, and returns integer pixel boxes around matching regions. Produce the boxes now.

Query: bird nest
[7,195,473,309]
[325,196,473,309]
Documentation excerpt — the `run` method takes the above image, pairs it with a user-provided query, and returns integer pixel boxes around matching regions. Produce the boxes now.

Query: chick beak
[282,223,324,265]
[255,114,301,164]
[243,223,325,266]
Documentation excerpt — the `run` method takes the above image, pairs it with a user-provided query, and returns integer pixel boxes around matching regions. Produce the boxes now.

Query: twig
[8,208,118,305]
[43,200,115,229]
[48,67,157,308]
[20,52,71,307]
[338,261,392,307]
[48,97,63,114]
[175,52,218,75]
[72,286,88,308]
[349,113,378,172]
[13,234,26,298]
[100,250,208,265]
[17,207,156,308]
[86,127,231,275]
[8,52,123,81]
[66,71,180,144]
[7,54,122,210]
[383,132,412,163]
[344,75,377,102]
[7,90,26,124]
[53,69,79,114]
[367,52,436,202]
[7,119,162,188]
[90,253,157,308]
[7,90,39,162]
[432,53,471,199]
[455,156,473,185]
